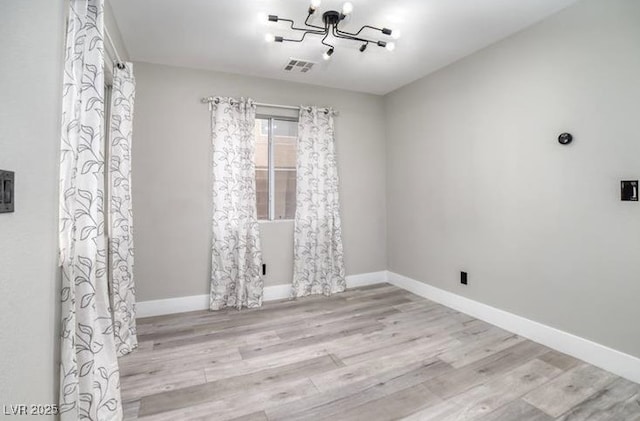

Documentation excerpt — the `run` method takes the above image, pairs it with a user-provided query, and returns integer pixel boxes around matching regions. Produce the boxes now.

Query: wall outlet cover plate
[0,170,14,213]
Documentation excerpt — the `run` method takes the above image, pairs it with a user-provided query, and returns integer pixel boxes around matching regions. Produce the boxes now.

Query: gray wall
[132,62,387,301]
[385,0,640,358]
[0,0,65,414]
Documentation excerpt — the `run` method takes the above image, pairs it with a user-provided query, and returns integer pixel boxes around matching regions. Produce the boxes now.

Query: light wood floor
[120,284,640,420]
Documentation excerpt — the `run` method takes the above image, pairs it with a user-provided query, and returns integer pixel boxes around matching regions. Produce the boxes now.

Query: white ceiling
[109,0,579,95]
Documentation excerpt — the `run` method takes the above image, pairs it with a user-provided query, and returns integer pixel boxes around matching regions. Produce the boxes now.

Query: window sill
[258,219,294,224]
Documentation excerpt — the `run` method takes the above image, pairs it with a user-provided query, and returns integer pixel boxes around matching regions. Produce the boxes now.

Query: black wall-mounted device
[558,133,573,145]
[621,180,638,201]
[460,271,468,285]
[0,170,14,213]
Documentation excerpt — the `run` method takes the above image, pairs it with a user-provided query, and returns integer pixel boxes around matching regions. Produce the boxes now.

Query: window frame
[256,114,299,221]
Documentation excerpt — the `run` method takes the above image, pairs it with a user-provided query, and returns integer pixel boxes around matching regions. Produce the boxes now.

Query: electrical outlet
[461,271,468,285]
[0,170,14,213]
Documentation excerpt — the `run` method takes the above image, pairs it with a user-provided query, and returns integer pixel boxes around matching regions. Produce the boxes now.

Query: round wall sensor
[558,133,573,145]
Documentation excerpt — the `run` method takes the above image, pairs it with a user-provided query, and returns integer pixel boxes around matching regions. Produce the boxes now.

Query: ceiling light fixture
[266,0,398,60]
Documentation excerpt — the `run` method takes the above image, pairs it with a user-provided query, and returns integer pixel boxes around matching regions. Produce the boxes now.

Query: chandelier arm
[332,26,364,42]
[281,30,327,43]
[278,17,326,34]
[304,13,326,31]
[332,26,377,44]
[336,24,383,37]
[320,29,335,50]
[334,33,379,44]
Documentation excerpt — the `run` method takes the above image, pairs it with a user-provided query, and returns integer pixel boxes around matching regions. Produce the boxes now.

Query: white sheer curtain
[58,0,123,419]
[108,63,137,356]
[209,97,264,310]
[292,107,346,298]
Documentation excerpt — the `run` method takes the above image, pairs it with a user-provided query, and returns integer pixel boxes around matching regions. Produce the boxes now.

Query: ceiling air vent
[283,58,315,73]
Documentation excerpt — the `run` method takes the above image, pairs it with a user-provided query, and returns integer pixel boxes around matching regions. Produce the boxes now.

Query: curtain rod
[201,96,339,116]
[105,27,126,70]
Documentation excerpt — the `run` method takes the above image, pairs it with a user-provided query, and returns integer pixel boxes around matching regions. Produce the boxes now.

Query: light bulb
[265,33,275,43]
[391,30,401,40]
[342,2,354,15]
[257,12,268,23]
[385,42,395,51]
[323,48,334,60]
[310,0,321,9]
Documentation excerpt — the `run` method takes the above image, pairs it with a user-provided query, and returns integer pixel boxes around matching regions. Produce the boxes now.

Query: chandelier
[265,0,400,60]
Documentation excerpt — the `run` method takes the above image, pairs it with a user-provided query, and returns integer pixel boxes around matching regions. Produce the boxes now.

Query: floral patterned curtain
[292,107,346,298]
[59,0,123,419]
[109,63,138,356]
[210,97,263,310]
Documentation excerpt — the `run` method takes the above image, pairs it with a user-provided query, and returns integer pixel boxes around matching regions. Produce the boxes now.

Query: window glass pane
[273,119,297,219]
[254,119,269,220]
[274,170,296,219]
[273,119,298,137]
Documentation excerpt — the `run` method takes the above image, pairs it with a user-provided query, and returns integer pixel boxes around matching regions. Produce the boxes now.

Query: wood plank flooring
[120,284,640,420]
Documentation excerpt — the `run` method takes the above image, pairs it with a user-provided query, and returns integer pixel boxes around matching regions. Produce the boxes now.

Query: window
[254,116,298,220]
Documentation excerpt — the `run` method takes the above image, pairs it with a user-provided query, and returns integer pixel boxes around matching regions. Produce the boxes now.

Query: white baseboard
[136,271,387,318]
[346,270,388,288]
[386,271,640,384]
[262,284,291,301]
[136,294,209,318]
